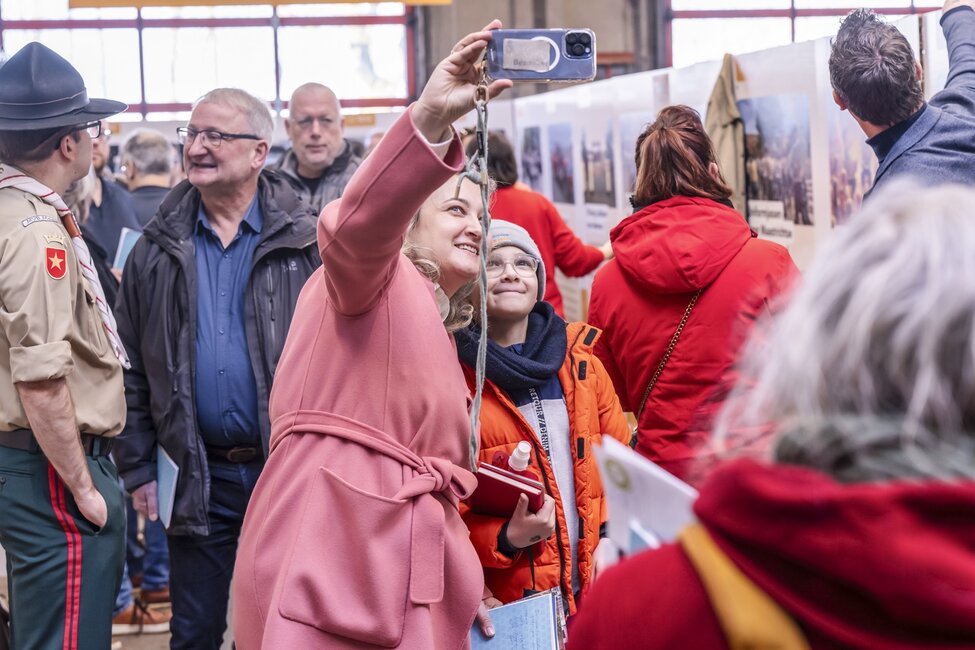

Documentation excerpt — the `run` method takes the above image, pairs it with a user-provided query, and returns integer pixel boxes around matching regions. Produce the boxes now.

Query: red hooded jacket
[569,459,975,649]
[588,197,796,480]
[490,185,605,316]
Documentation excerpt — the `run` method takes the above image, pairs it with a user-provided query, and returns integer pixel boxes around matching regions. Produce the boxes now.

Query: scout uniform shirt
[0,178,125,437]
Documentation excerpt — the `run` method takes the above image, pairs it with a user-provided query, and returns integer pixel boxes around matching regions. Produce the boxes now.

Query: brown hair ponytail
[632,105,732,207]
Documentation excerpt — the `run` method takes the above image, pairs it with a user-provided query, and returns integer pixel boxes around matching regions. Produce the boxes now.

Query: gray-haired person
[113,88,321,649]
[274,83,361,215]
[829,0,975,196]
[119,128,174,227]
[568,180,975,647]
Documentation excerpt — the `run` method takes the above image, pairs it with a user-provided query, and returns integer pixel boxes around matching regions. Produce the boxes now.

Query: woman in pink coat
[232,23,511,649]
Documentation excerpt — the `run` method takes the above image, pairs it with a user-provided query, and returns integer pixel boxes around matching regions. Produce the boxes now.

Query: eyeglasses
[292,116,335,131]
[176,127,262,148]
[50,121,103,151]
[76,121,102,139]
[485,254,539,279]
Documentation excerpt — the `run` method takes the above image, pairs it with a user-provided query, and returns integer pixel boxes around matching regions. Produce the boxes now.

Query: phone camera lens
[571,43,586,57]
[579,33,592,46]
[566,33,580,45]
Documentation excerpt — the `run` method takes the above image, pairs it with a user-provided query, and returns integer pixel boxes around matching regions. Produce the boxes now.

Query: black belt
[0,428,114,457]
[205,446,260,463]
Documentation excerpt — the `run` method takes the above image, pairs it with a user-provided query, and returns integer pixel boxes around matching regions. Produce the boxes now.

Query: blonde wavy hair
[402,230,475,334]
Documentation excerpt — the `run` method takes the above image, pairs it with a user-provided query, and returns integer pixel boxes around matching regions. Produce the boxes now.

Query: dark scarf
[456,302,568,391]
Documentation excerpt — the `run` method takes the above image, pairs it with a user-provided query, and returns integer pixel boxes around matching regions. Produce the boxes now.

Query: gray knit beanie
[488,220,545,301]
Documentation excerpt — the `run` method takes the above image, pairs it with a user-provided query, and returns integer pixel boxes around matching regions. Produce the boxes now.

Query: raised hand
[412,19,513,142]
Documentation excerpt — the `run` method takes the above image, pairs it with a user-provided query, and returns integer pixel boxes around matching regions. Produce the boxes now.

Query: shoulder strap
[680,524,810,650]
[634,288,702,423]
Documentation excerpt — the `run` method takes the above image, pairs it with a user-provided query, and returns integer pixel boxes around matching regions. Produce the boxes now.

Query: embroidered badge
[46,247,67,280]
[21,215,59,228]
[43,233,68,247]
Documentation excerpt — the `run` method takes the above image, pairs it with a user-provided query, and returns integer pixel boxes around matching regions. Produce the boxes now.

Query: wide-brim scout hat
[0,42,127,131]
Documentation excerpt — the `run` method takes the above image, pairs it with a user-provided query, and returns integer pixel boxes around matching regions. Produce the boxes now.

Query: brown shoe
[111,601,171,636]
[140,586,170,604]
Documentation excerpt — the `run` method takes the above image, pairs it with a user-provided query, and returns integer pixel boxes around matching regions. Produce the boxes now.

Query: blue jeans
[168,458,263,650]
[114,562,133,616]
[127,502,170,590]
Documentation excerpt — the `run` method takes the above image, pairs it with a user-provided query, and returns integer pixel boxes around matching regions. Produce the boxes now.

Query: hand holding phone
[485,28,597,84]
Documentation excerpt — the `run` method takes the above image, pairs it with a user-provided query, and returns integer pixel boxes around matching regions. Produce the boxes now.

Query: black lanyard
[527,387,551,458]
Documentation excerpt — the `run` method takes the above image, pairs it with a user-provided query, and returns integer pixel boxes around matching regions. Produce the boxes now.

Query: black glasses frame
[176,126,262,148]
[50,121,101,151]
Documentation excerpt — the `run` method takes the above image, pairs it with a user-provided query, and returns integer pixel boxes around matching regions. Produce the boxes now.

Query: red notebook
[469,462,545,517]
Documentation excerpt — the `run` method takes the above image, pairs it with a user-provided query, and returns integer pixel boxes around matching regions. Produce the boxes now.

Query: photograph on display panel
[738,93,814,227]
[618,111,654,196]
[547,123,575,204]
[520,126,544,192]
[581,120,616,207]
[828,101,877,226]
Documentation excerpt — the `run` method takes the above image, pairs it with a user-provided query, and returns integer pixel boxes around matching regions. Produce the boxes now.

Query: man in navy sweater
[830,0,975,195]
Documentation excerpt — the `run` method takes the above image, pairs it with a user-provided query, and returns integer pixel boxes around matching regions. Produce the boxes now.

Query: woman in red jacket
[570,181,975,650]
[456,221,630,616]
[588,105,796,483]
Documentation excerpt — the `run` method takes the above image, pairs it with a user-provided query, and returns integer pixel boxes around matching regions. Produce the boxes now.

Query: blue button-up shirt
[194,197,263,448]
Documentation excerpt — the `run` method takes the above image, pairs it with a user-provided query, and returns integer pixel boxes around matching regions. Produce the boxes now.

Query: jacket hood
[144,169,315,252]
[696,459,975,648]
[611,196,752,293]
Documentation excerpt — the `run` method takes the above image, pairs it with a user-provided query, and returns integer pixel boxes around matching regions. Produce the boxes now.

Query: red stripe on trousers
[47,465,81,650]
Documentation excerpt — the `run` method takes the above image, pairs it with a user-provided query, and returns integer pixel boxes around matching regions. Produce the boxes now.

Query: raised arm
[931,2,975,113]
[320,21,512,316]
[547,198,609,277]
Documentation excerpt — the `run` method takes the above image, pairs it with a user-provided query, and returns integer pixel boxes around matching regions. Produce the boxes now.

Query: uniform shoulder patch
[22,214,59,228]
[46,246,67,280]
[43,233,68,248]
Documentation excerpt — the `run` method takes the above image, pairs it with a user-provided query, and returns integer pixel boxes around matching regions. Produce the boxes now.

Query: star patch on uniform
[46,246,66,280]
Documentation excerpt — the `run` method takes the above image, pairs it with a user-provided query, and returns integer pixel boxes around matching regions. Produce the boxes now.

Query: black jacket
[114,170,320,535]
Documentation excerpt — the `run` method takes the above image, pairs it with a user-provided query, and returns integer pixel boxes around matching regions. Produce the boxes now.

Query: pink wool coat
[233,111,483,649]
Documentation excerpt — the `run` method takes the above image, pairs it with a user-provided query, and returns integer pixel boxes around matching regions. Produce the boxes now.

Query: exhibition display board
[492,14,939,322]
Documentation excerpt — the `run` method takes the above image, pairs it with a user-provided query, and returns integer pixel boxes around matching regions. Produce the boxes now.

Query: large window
[0,1,413,118]
[667,0,941,68]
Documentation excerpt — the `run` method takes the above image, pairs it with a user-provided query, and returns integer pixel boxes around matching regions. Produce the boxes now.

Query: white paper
[113,227,142,271]
[503,39,553,72]
[470,589,562,649]
[593,437,698,554]
[157,446,179,530]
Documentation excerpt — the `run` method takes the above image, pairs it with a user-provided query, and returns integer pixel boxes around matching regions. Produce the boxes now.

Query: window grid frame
[663,0,940,67]
[0,4,416,117]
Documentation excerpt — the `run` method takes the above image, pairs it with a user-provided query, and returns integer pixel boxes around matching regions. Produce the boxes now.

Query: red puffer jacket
[588,196,796,482]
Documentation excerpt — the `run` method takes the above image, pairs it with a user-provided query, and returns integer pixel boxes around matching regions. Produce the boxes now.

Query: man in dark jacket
[273,83,361,215]
[114,88,320,649]
[829,0,975,195]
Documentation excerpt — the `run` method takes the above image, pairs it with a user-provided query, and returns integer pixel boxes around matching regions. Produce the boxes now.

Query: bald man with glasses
[113,87,321,649]
[273,83,362,215]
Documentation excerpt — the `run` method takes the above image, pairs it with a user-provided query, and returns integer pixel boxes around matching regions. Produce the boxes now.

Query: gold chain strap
[635,288,703,424]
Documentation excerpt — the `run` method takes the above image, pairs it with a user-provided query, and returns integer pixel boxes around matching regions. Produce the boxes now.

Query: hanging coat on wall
[705,54,747,215]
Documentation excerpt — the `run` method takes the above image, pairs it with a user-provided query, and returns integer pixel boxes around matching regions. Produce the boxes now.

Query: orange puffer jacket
[460,323,631,615]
